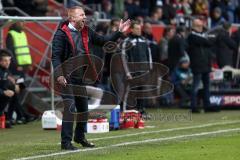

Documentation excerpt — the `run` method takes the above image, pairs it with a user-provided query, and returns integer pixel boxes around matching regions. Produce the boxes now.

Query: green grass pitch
[1,108,240,160]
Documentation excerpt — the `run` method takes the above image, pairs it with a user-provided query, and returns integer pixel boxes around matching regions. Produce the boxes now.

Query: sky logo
[210,96,223,106]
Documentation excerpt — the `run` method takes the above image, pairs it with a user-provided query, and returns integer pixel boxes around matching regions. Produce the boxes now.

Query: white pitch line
[14,127,240,160]
[88,120,240,141]
[56,120,240,144]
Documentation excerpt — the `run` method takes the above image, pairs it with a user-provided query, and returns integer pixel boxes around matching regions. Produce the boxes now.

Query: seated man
[0,49,15,123]
[0,49,22,128]
[171,56,192,107]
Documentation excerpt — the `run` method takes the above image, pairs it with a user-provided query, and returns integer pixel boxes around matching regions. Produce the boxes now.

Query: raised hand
[119,19,131,33]
[4,90,14,97]
[57,76,67,87]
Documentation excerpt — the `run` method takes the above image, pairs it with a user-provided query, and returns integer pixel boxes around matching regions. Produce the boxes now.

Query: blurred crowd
[1,0,57,16]
[93,17,240,113]
[67,0,240,27]
[2,0,240,27]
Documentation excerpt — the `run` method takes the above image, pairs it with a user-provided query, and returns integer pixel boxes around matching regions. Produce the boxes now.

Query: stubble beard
[76,19,85,31]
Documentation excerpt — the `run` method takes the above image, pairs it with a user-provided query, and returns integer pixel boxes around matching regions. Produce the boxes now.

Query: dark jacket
[143,32,160,63]
[0,66,14,96]
[168,33,186,72]
[231,29,240,67]
[171,67,192,86]
[121,34,152,73]
[215,29,237,68]
[51,21,123,79]
[187,30,213,73]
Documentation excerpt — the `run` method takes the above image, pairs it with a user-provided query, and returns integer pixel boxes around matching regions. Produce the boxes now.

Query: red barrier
[151,25,165,43]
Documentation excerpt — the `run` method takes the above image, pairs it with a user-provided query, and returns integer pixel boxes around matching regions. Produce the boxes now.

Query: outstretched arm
[91,19,131,46]
[118,19,131,33]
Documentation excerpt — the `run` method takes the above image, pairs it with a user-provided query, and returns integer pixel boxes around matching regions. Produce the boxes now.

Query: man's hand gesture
[57,76,67,87]
[119,19,131,33]
[4,90,14,97]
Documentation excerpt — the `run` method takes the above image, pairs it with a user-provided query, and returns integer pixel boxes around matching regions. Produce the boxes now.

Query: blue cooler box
[109,105,120,130]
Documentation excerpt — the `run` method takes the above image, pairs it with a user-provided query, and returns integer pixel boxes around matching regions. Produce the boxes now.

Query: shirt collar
[68,22,77,31]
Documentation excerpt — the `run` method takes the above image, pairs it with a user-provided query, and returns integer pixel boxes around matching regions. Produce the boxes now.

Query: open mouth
[76,19,87,29]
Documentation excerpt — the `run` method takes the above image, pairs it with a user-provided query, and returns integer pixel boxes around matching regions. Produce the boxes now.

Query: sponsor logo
[210,96,223,106]
[210,95,240,106]
[224,96,240,105]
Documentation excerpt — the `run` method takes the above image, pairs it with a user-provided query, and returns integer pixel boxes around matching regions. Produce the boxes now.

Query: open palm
[119,19,131,33]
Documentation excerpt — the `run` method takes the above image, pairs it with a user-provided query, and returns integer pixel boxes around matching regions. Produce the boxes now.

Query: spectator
[162,0,177,25]
[234,0,240,22]
[231,26,240,67]
[113,0,124,18]
[6,83,31,127]
[121,21,152,113]
[172,0,184,16]
[168,26,187,73]
[102,0,113,19]
[107,18,121,34]
[135,15,144,26]
[192,0,209,18]
[142,22,158,63]
[182,0,193,16]
[158,26,175,65]
[0,49,15,128]
[210,0,235,22]
[210,0,225,12]
[124,0,136,19]
[125,0,147,19]
[187,19,214,113]
[31,0,48,16]
[171,55,192,107]
[146,7,165,25]
[132,0,148,16]
[138,0,154,16]
[215,22,237,68]
[211,7,226,28]
[224,0,236,23]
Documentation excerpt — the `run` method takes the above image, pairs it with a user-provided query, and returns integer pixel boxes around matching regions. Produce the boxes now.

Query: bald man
[187,19,213,113]
[52,6,131,150]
